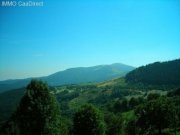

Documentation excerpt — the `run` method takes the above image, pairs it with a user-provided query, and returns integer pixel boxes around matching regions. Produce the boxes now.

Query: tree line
[0,80,179,135]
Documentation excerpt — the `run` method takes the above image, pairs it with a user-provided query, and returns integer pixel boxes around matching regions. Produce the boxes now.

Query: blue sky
[0,0,180,80]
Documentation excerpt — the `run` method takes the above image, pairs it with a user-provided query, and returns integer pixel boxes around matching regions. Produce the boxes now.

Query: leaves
[73,104,105,135]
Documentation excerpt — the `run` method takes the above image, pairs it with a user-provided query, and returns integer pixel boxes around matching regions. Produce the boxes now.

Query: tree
[147,93,160,101]
[114,98,128,113]
[167,88,180,97]
[73,104,105,135]
[129,97,139,109]
[0,119,20,135]
[125,119,137,135]
[0,80,64,135]
[135,97,176,135]
[105,113,123,135]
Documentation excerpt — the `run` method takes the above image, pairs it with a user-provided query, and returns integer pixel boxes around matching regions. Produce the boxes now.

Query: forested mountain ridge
[126,59,180,85]
[0,63,134,93]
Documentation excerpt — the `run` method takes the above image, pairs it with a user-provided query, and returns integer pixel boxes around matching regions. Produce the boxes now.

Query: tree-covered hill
[126,59,180,85]
[0,88,25,124]
[1,79,180,135]
[0,77,174,128]
[0,59,180,135]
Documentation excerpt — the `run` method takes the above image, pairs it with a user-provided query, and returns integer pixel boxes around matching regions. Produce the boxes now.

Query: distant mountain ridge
[0,63,135,92]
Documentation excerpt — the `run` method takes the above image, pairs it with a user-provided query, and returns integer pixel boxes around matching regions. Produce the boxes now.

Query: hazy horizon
[0,0,180,80]
[0,59,179,81]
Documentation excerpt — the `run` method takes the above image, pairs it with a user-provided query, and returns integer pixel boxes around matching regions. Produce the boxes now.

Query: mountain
[0,78,32,93]
[0,63,135,93]
[126,59,180,85]
[1,66,179,135]
[45,63,134,86]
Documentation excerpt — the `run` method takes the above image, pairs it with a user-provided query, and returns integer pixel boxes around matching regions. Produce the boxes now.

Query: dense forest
[0,59,180,135]
[126,59,180,85]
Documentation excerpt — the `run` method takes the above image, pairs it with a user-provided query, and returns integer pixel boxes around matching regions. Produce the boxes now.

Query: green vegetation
[135,97,177,134]
[0,88,24,124]
[0,59,180,135]
[1,79,179,135]
[73,104,105,135]
[126,59,180,85]
[0,80,65,135]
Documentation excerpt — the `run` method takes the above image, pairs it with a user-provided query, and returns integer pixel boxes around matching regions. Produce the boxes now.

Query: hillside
[0,63,134,92]
[1,59,180,135]
[0,78,136,124]
[0,77,173,124]
[45,63,134,86]
[1,78,179,135]
[0,79,31,93]
[0,88,25,123]
[1,59,180,122]
[0,77,139,123]
[126,59,180,85]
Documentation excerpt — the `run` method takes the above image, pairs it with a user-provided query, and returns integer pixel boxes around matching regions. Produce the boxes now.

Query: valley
[0,59,180,135]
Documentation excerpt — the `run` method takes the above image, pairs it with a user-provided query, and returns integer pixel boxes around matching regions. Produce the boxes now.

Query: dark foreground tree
[125,118,136,135]
[113,98,128,113]
[105,113,123,135]
[147,93,160,101]
[73,104,105,135]
[135,97,177,135]
[0,80,64,135]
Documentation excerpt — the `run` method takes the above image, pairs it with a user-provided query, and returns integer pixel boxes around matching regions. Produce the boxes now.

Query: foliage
[0,88,24,124]
[167,88,180,97]
[126,59,180,85]
[125,118,136,135]
[0,75,180,135]
[114,98,129,113]
[0,80,64,135]
[73,104,105,135]
[113,97,144,113]
[147,93,160,101]
[129,97,140,109]
[105,113,123,135]
[135,97,177,135]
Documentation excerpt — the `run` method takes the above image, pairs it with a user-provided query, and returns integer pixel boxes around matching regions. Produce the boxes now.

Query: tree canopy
[126,59,180,85]
[135,97,177,135]
[0,80,63,135]
[73,104,105,135]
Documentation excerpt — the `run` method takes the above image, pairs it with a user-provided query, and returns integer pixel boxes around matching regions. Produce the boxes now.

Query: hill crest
[0,63,134,92]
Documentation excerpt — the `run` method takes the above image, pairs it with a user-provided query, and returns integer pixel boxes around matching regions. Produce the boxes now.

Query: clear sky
[0,0,180,80]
